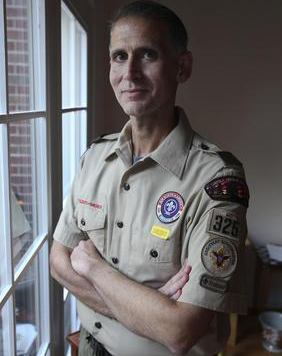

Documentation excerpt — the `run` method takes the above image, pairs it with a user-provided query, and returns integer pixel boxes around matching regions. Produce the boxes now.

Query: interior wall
[94,0,282,249]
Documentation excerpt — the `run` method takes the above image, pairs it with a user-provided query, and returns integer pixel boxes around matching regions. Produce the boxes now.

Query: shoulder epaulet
[90,133,119,145]
[217,151,242,167]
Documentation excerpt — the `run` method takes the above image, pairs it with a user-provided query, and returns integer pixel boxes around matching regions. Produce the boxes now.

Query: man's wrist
[88,257,112,285]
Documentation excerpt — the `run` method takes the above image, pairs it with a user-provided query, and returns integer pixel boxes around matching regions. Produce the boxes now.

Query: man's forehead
[109,16,169,49]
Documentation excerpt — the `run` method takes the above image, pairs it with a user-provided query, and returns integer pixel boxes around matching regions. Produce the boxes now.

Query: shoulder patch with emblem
[205,176,249,207]
[201,237,238,277]
[200,274,228,294]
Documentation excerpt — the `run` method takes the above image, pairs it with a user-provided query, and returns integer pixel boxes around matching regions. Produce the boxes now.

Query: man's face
[109,17,182,118]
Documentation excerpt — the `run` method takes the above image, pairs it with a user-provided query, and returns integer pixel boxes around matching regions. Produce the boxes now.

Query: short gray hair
[109,0,188,53]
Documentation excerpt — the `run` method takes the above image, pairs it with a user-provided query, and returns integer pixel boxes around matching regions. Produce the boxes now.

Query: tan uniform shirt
[54,107,249,356]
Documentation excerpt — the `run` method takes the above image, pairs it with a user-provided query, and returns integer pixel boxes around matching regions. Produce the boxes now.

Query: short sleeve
[53,157,86,249]
[179,167,249,315]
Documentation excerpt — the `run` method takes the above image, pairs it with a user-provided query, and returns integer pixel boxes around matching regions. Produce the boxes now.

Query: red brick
[17,86,29,95]
[6,7,28,18]
[8,85,16,94]
[9,134,29,142]
[15,19,28,29]
[8,52,29,64]
[7,42,15,50]
[16,65,29,74]
[9,156,31,165]
[9,145,31,154]
[10,176,32,185]
[7,19,15,27]
[7,30,28,41]
[8,64,15,73]
[19,125,31,135]
[8,126,19,134]
[15,42,28,52]
[10,166,18,174]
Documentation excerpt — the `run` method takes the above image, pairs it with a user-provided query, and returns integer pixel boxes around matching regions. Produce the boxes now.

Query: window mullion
[6,124,17,356]
[5,125,15,288]
[70,16,76,107]
[3,0,8,113]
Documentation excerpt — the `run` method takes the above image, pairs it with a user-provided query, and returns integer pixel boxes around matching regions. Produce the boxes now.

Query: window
[61,2,87,203]
[0,0,49,355]
[1,0,91,354]
[61,2,87,355]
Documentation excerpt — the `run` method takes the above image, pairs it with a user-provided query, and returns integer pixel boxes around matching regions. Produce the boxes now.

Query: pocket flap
[76,205,106,231]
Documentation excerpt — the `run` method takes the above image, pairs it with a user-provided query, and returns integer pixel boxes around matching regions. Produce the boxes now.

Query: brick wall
[6,0,33,261]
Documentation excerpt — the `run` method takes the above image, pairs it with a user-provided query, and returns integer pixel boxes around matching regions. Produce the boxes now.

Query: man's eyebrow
[136,46,158,53]
[110,45,158,55]
[109,48,125,57]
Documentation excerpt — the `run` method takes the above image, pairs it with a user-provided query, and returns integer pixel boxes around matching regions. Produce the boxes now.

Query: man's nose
[124,57,141,80]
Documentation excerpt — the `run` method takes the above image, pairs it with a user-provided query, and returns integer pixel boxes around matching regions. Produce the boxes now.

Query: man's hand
[70,239,104,278]
[159,259,191,300]
[70,239,191,300]
[50,240,113,317]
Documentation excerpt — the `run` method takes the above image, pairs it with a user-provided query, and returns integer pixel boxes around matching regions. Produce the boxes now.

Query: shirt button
[124,183,130,191]
[150,249,158,258]
[95,322,102,329]
[117,221,124,228]
[80,218,86,226]
[112,257,119,264]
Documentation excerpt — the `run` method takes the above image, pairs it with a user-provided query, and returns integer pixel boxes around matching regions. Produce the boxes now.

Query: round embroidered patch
[201,238,238,278]
[156,191,184,223]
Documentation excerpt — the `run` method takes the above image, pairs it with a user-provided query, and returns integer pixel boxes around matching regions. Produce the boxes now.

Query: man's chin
[120,102,151,118]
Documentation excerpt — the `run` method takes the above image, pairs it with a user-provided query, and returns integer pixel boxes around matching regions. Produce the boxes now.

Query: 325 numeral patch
[207,209,241,241]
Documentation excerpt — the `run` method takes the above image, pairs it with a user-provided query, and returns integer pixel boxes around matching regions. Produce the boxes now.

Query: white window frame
[0,0,49,354]
[1,0,93,354]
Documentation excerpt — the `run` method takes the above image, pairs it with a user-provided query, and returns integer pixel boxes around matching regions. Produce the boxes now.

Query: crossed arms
[50,239,215,355]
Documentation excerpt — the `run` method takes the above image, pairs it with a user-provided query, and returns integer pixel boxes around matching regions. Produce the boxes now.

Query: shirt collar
[105,107,194,178]
[149,107,194,179]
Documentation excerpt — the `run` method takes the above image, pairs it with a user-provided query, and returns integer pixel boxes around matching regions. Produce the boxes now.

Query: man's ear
[177,51,193,83]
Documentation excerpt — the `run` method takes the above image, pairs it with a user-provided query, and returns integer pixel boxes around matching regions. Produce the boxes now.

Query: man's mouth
[121,89,148,93]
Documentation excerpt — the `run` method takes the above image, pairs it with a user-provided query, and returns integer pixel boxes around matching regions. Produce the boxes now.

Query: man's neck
[130,107,178,157]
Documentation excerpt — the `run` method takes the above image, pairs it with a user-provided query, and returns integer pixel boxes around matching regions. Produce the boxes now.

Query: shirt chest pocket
[146,234,181,263]
[76,205,106,255]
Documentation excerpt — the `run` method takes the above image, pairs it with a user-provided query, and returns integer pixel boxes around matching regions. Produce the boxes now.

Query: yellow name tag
[151,225,170,240]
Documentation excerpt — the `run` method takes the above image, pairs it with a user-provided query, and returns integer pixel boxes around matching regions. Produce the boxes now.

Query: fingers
[167,261,189,286]
[158,259,192,298]
[170,289,182,301]
[184,262,192,275]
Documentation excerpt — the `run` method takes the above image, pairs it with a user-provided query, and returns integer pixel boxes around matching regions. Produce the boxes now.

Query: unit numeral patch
[207,209,241,241]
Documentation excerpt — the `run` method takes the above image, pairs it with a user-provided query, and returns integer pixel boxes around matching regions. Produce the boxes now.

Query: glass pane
[62,110,87,202]
[15,256,40,355]
[61,2,87,108]
[64,293,77,355]
[0,0,6,114]
[64,293,71,355]
[0,124,12,293]
[8,118,47,269]
[5,0,46,112]
[0,298,14,356]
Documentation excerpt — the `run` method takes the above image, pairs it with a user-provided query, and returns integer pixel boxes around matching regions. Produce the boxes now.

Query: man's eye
[113,52,128,62]
[143,50,158,61]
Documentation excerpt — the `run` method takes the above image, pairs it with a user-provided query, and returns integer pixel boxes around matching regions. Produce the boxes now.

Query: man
[50,1,249,355]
